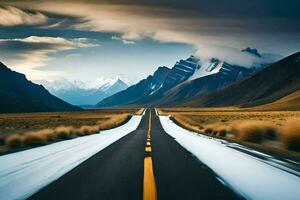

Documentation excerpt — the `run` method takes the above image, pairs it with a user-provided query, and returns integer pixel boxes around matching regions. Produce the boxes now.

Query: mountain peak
[98,78,128,91]
[242,47,261,57]
[115,78,126,85]
[110,78,128,89]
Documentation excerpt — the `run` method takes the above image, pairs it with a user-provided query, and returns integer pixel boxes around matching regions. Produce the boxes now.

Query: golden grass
[3,114,131,150]
[55,126,75,139]
[280,119,300,152]
[97,114,130,130]
[78,125,99,136]
[23,131,48,146]
[165,109,300,153]
[172,115,204,132]
[135,108,145,115]
[231,121,277,143]
[5,134,24,148]
[0,109,139,138]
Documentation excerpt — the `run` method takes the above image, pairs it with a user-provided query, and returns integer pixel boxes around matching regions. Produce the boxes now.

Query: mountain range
[2,47,298,112]
[183,52,300,108]
[0,62,81,113]
[96,48,281,108]
[41,78,129,106]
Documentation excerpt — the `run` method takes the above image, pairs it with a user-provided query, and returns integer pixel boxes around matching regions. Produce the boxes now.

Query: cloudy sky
[0,0,299,83]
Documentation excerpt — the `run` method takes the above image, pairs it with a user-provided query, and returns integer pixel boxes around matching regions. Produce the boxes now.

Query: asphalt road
[29,109,240,200]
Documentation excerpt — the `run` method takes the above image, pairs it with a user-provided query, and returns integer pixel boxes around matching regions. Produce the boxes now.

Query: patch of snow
[169,76,177,81]
[188,61,223,80]
[149,90,155,96]
[184,60,199,66]
[175,63,195,71]
[40,77,129,92]
[150,84,156,90]
[96,77,122,91]
[220,66,232,72]
[0,115,143,200]
[149,84,163,96]
[158,115,300,200]
[174,72,185,79]
[175,66,193,73]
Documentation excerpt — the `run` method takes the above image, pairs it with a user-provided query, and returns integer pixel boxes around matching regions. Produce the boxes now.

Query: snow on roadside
[159,115,300,200]
[0,115,143,200]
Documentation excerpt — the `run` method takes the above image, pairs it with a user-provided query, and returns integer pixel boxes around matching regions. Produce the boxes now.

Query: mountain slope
[183,52,300,107]
[96,48,280,108]
[99,79,128,95]
[42,78,128,105]
[156,61,255,106]
[96,56,202,107]
[96,66,171,107]
[0,62,81,113]
[251,90,300,111]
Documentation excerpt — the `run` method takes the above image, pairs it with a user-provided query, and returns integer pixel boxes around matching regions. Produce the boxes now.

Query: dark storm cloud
[0,1,298,52]
[0,5,47,26]
[0,0,299,72]
[14,0,298,18]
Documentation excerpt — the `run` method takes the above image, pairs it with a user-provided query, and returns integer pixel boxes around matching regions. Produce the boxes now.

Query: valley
[0,1,299,198]
[0,47,299,200]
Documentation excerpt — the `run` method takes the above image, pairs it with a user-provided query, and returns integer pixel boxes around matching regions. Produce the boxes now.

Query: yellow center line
[143,157,157,200]
[143,110,157,200]
[147,111,152,137]
[145,146,152,152]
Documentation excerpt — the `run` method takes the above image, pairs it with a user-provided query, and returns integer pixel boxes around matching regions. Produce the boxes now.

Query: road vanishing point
[29,109,240,200]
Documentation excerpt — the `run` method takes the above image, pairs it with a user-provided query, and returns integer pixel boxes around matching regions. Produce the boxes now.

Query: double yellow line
[143,111,157,200]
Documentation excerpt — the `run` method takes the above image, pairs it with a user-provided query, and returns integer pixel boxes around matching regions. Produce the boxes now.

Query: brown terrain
[0,108,143,154]
[158,108,300,161]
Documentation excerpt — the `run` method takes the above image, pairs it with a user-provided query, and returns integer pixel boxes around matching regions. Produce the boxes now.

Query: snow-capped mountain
[183,51,300,108]
[96,57,201,107]
[41,78,129,106]
[188,59,228,81]
[189,47,282,81]
[156,60,255,106]
[96,48,280,107]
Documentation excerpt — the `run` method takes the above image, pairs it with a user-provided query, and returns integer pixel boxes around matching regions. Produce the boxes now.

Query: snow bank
[159,115,300,200]
[0,115,143,200]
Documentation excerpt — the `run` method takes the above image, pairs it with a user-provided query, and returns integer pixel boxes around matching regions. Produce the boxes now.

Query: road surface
[29,109,239,200]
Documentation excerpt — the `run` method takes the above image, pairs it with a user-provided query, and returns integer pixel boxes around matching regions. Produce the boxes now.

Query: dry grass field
[158,108,300,157]
[0,108,143,153]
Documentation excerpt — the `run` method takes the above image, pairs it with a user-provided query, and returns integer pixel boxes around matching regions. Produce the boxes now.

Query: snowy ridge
[41,77,128,91]
[40,78,129,105]
[0,115,143,200]
[158,115,300,200]
[188,60,223,80]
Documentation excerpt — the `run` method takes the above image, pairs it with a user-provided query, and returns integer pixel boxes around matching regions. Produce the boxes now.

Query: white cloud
[194,45,283,67]
[195,46,261,67]
[111,35,135,44]
[0,36,98,80]
[0,36,97,48]
[0,5,47,26]
[15,2,295,61]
